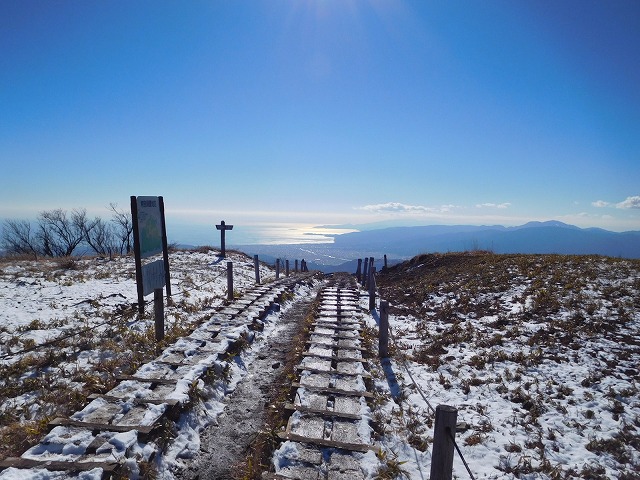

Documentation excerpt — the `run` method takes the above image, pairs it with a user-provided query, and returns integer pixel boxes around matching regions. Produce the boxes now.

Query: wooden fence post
[384,254,388,270]
[227,261,233,301]
[356,258,362,282]
[154,288,164,342]
[254,255,261,284]
[286,259,290,277]
[430,405,458,480]
[368,267,376,310]
[379,300,389,358]
[362,257,369,287]
[276,258,280,279]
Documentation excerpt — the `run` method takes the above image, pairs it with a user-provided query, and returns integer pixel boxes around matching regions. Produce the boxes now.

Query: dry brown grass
[375,252,640,477]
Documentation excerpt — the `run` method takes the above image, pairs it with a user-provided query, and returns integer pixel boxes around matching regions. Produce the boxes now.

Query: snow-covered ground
[371,254,640,479]
[0,249,283,474]
[2,251,639,479]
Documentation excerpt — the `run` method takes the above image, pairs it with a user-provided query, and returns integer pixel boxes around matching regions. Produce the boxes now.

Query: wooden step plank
[319,301,360,306]
[276,432,375,453]
[114,375,178,385]
[87,394,180,407]
[315,313,362,319]
[155,359,202,367]
[315,316,362,322]
[305,341,366,352]
[302,352,366,363]
[284,403,361,420]
[0,457,120,473]
[294,366,371,379]
[307,331,360,340]
[320,298,360,303]
[316,313,361,319]
[311,323,362,332]
[291,383,373,398]
[49,417,154,434]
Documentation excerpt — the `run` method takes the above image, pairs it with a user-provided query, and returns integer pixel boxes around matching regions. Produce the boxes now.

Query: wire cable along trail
[382,275,477,480]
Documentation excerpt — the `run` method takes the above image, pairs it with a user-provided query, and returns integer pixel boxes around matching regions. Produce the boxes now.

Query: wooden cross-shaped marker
[215,220,234,257]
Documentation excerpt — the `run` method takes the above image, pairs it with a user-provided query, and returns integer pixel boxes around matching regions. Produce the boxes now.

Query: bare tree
[1,219,40,259]
[83,216,119,258]
[3,205,133,259]
[109,203,133,254]
[37,208,88,257]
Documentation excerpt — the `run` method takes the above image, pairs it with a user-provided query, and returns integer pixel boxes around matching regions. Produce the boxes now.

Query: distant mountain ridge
[332,221,640,259]
[233,221,640,274]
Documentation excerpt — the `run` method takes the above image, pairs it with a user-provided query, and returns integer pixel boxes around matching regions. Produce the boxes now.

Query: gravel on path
[178,286,323,480]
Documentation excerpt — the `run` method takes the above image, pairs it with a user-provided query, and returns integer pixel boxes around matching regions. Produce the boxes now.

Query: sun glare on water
[235,223,358,245]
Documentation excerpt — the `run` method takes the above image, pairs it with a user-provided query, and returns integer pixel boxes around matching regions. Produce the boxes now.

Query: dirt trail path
[178,286,323,479]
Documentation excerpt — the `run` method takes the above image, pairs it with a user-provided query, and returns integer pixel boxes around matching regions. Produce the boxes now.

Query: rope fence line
[373,269,477,480]
[449,428,476,480]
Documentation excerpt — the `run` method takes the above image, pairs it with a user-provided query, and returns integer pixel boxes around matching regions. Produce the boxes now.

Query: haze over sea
[167,221,356,248]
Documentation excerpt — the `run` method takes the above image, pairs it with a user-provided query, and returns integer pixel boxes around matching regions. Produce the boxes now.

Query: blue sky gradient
[1,0,639,237]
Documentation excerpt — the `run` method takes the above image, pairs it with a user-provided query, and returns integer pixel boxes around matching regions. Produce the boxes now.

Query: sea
[168,222,357,247]
[168,222,377,270]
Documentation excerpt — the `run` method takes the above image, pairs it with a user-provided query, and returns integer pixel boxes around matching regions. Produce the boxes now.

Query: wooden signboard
[131,196,172,314]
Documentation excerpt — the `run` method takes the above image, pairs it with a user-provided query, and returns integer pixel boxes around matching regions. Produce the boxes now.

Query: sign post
[215,220,233,257]
[131,196,172,315]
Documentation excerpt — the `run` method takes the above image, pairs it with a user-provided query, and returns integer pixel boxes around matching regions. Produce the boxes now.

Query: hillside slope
[371,252,640,478]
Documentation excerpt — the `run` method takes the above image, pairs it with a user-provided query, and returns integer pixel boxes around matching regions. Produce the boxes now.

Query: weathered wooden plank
[314,321,359,327]
[276,432,375,453]
[263,470,320,480]
[307,331,360,340]
[284,403,361,420]
[316,313,361,320]
[302,353,366,363]
[114,375,178,385]
[320,298,359,303]
[291,383,373,398]
[311,323,362,331]
[294,366,371,379]
[315,313,362,319]
[305,341,367,352]
[87,394,180,407]
[155,359,200,367]
[0,457,120,473]
[48,417,155,434]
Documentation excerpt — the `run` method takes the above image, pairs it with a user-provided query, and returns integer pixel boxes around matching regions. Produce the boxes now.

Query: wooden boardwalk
[271,279,375,479]
[0,273,317,479]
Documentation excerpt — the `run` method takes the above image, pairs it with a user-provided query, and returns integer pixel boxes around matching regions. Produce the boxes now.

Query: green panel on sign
[137,196,163,258]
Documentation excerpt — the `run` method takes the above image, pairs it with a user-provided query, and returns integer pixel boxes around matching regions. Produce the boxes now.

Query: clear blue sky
[1,0,639,235]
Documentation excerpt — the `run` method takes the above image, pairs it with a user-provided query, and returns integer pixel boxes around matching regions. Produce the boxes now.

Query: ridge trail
[179,283,324,479]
